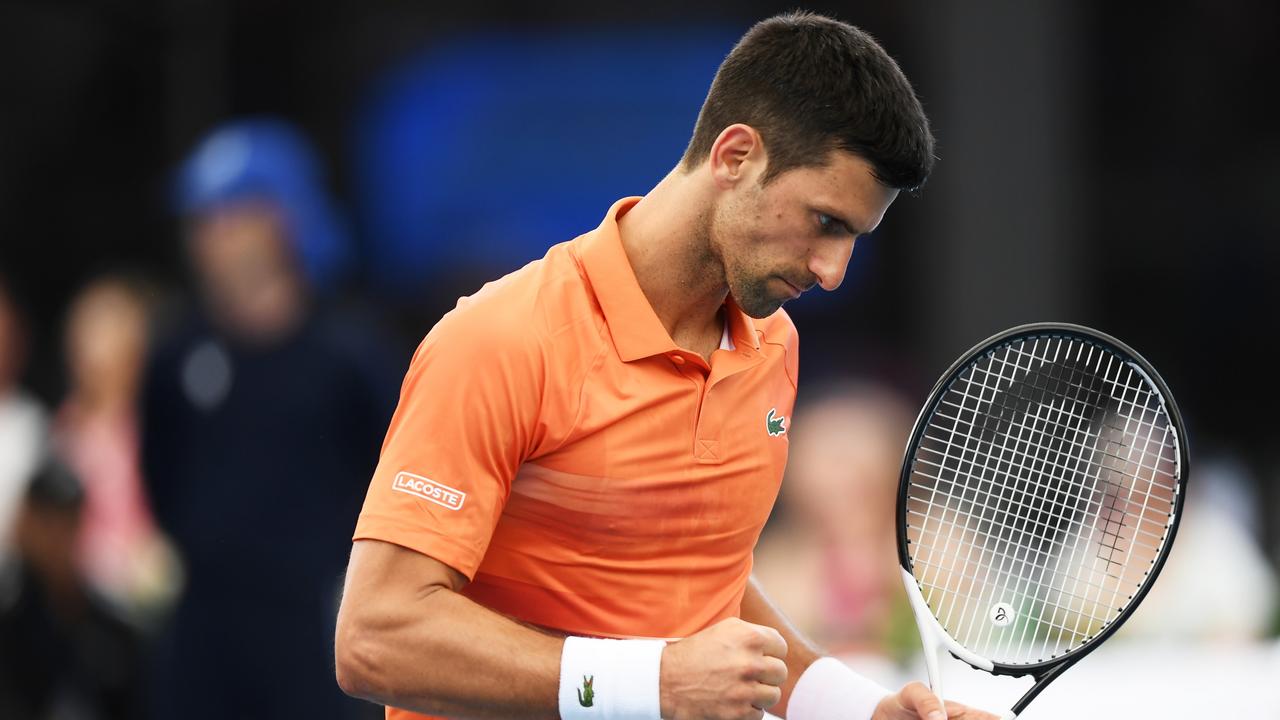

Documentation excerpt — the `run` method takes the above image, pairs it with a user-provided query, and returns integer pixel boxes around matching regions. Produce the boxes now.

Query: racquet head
[896,323,1188,717]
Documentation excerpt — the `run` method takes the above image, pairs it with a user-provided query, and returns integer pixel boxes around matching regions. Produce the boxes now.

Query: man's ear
[708,124,766,189]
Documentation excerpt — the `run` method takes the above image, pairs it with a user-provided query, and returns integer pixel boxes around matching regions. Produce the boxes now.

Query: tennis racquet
[896,323,1188,719]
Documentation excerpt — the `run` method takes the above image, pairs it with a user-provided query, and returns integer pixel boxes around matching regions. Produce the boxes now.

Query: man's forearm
[336,541,564,719]
[739,575,824,717]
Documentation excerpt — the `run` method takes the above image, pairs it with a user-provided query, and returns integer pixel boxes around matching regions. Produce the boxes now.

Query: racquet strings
[904,335,1181,665]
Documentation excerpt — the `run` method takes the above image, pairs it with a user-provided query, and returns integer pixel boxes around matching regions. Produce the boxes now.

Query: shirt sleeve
[352,307,545,579]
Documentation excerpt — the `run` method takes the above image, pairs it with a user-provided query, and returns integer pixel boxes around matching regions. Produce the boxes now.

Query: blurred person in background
[0,275,48,563]
[141,118,398,719]
[0,456,144,720]
[52,276,178,621]
[1117,453,1278,643]
[754,382,919,672]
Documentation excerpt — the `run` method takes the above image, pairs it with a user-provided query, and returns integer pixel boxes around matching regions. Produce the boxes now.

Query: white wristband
[558,636,666,720]
[787,657,892,720]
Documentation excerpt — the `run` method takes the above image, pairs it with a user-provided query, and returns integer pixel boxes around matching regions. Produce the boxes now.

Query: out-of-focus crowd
[0,120,399,720]
[2,115,1277,720]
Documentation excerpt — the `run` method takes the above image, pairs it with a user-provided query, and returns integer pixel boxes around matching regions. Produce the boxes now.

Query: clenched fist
[659,617,789,720]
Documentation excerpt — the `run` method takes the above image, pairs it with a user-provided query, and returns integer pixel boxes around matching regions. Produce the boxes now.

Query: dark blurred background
[1,1,1276,718]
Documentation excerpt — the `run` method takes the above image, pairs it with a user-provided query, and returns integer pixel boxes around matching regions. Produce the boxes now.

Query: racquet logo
[392,471,467,511]
[990,603,1014,627]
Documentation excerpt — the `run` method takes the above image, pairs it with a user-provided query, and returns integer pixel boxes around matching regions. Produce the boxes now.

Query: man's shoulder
[428,240,601,353]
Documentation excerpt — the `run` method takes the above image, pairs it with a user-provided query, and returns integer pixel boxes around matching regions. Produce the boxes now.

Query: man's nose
[808,238,855,292]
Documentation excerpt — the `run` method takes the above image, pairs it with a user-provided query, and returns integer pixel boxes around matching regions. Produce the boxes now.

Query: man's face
[709,150,899,318]
[187,199,305,341]
[65,282,147,396]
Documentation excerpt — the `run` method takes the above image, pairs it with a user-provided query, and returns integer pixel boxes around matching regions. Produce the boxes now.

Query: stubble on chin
[729,272,784,319]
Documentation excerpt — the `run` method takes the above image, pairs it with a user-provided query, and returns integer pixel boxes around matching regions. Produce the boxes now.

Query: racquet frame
[895,323,1189,719]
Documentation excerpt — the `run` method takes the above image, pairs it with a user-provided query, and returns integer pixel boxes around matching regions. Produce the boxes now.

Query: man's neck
[616,167,728,356]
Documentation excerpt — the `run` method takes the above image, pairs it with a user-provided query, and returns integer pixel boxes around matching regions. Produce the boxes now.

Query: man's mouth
[781,276,814,298]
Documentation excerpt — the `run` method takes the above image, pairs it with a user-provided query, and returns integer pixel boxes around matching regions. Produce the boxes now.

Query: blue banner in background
[354,28,736,296]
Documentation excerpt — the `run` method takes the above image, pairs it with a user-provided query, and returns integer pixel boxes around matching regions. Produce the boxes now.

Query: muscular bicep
[335,539,562,717]
[343,538,468,601]
[335,540,469,702]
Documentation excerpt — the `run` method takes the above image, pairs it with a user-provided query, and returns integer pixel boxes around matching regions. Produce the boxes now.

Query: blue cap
[175,118,350,291]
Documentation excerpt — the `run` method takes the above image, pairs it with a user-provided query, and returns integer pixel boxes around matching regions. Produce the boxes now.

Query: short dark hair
[681,11,935,192]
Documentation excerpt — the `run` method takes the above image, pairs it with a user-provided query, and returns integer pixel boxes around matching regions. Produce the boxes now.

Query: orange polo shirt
[353,197,798,719]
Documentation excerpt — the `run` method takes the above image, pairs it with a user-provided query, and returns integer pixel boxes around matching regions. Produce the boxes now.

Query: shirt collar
[576,197,760,362]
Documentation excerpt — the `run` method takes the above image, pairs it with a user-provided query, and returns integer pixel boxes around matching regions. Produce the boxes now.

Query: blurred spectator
[141,119,398,719]
[1119,453,1278,643]
[174,118,351,294]
[0,456,144,720]
[754,380,919,662]
[0,276,48,562]
[52,276,178,618]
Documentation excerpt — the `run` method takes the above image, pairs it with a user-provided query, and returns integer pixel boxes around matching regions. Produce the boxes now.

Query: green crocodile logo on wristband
[577,675,594,707]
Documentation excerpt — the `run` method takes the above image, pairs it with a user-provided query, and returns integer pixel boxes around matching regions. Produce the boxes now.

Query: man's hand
[659,617,789,720]
[874,682,1000,720]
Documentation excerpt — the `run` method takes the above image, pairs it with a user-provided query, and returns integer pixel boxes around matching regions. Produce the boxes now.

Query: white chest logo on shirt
[392,471,467,511]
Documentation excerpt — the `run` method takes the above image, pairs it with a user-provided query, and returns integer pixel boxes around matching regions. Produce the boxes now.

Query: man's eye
[817,213,848,235]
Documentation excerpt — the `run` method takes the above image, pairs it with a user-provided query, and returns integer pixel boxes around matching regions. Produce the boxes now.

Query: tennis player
[336,12,997,720]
